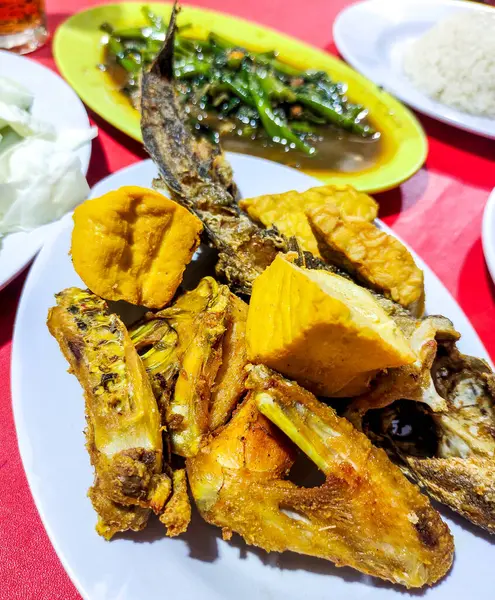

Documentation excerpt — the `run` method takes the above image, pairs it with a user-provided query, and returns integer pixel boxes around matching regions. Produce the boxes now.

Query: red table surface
[1,1,495,598]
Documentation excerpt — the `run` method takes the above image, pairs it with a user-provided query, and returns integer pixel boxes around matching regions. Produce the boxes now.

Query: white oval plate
[482,186,495,283]
[12,154,494,600]
[0,50,93,291]
[333,0,495,139]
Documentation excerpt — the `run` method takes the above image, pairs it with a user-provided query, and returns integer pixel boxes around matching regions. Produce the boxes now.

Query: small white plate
[0,50,93,291]
[12,155,494,600]
[482,187,495,282]
[333,0,495,139]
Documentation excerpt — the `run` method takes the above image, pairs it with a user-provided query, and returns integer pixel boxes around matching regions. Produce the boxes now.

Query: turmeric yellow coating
[246,255,415,396]
[71,186,203,309]
[307,204,425,317]
[239,184,378,257]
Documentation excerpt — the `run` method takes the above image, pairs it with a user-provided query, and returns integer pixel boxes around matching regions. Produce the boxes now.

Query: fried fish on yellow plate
[187,365,453,588]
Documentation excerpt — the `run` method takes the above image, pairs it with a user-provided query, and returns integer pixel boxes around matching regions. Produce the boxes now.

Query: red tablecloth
[1,1,494,598]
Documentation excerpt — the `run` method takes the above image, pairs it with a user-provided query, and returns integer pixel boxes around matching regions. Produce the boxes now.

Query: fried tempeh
[47,288,171,539]
[307,203,425,316]
[188,364,453,588]
[239,184,378,258]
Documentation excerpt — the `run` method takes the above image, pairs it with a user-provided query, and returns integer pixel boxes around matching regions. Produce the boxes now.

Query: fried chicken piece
[188,365,453,588]
[130,277,230,457]
[170,284,227,456]
[130,318,179,420]
[159,468,191,536]
[362,343,495,533]
[47,288,171,539]
[307,204,425,316]
[209,293,249,430]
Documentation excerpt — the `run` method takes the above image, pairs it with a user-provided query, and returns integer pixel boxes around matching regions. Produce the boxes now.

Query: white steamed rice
[403,11,495,118]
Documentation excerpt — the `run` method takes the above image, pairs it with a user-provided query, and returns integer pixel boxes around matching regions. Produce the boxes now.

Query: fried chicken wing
[188,365,453,587]
[47,288,171,539]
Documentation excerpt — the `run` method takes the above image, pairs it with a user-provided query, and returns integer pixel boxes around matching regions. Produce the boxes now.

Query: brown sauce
[222,128,381,172]
[103,54,383,174]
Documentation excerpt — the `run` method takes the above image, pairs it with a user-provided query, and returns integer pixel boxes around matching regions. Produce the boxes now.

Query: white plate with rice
[333,0,495,139]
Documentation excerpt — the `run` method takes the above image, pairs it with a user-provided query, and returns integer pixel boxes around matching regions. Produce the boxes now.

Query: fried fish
[361,341,495,533]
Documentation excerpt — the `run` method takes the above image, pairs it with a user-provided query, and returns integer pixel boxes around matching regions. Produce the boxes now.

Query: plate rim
[0,50,94,291]
[482,186,495,283]
[333,0,495,140]
[52,0,427,194]
[11,155,492,600]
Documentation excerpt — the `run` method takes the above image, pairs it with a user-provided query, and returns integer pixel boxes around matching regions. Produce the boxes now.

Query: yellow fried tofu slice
[239,184,378,257]
[246,255,415,396]
[307,204,425,317]
[187,364,453,588]
[209,293,249,430]
[71,186,203,309]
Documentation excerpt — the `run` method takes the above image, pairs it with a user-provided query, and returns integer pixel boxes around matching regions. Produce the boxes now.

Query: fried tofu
[246,255,415,396]
[71,186,203,309]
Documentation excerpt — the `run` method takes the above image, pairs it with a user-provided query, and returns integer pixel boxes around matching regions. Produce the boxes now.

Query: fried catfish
[188,365,453,587]
[47,288,171,539]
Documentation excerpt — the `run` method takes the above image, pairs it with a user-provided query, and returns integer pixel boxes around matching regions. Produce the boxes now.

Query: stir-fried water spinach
[101,7,377,156]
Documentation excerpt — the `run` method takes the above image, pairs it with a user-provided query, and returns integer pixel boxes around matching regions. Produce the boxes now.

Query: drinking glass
[0,0,47,54]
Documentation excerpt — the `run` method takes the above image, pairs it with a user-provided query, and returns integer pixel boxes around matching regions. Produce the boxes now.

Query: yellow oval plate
[53,2,427,193]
